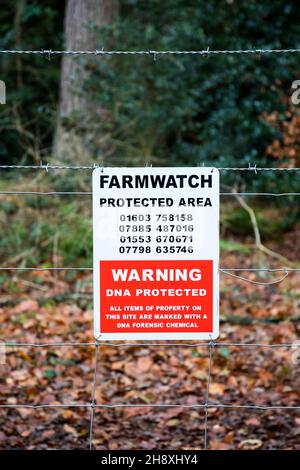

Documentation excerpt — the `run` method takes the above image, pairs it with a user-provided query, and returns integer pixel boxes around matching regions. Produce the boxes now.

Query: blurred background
[1,0,300,169]
[0,0,300,450]
[0,0,300,267]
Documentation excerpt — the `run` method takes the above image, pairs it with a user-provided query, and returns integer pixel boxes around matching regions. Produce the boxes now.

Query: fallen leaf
[210,440,231,450]
[224,431,234,444]
[239,439,263,450]
[245,417,260,426]
[10,369,28,381]
[210,383,225,395]
[167,419,180,427]
[136,356,152,373]
[192,370,206,381]
[124,362,138,378]
[63,424,78,437]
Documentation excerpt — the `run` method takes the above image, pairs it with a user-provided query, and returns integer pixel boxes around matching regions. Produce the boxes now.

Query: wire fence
[1,43,300,450]
[0,164,299,450]
[1,341,300,451]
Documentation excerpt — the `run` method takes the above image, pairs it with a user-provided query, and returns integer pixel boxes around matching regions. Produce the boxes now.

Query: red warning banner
[100,260,213,333]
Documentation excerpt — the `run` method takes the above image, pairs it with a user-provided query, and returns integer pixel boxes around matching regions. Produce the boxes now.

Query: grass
[0,178,92,268]
[221,203,290,241]
[0,177,298,268]
[220,239,251,254]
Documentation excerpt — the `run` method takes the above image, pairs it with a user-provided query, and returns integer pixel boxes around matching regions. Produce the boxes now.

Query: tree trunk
[54,0,119,162]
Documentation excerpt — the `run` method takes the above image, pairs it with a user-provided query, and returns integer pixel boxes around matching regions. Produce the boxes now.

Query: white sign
[93,167,219,340]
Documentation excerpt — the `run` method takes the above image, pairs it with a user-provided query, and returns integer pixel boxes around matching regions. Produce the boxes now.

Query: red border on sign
[99,260,213,333]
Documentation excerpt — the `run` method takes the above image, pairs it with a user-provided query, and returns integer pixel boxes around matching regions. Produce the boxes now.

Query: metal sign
[93,167,219,340]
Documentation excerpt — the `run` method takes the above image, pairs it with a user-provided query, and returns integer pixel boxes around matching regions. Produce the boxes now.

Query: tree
[0,0,63,164]
[54,0,119,162]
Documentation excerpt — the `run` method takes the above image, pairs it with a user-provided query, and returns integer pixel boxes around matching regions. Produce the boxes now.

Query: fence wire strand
[3,341,298,348]
[204,340,214,449]
[1,191,300,197]
[1,402,300,410]
[1,267,299,272]
[89,343,99,450]
[0,266,297,287]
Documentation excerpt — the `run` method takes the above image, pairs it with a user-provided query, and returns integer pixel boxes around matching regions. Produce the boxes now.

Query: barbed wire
[1,163,300,171]
[0,47,300,58]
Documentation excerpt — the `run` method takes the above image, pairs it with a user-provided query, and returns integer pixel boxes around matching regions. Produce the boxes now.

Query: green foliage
[0,198,92,267]
[84,0,300,177]
[220,239,251,254]
[221,205,286,240]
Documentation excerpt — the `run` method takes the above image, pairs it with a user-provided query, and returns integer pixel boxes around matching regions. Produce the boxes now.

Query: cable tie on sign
[220,269,289,285]
[93,160,104,172]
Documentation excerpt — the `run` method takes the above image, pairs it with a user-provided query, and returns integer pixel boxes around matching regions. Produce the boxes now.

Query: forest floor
[1,227,300,450]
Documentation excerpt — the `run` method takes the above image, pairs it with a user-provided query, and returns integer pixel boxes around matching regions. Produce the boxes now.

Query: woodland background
[0,0,300,450]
